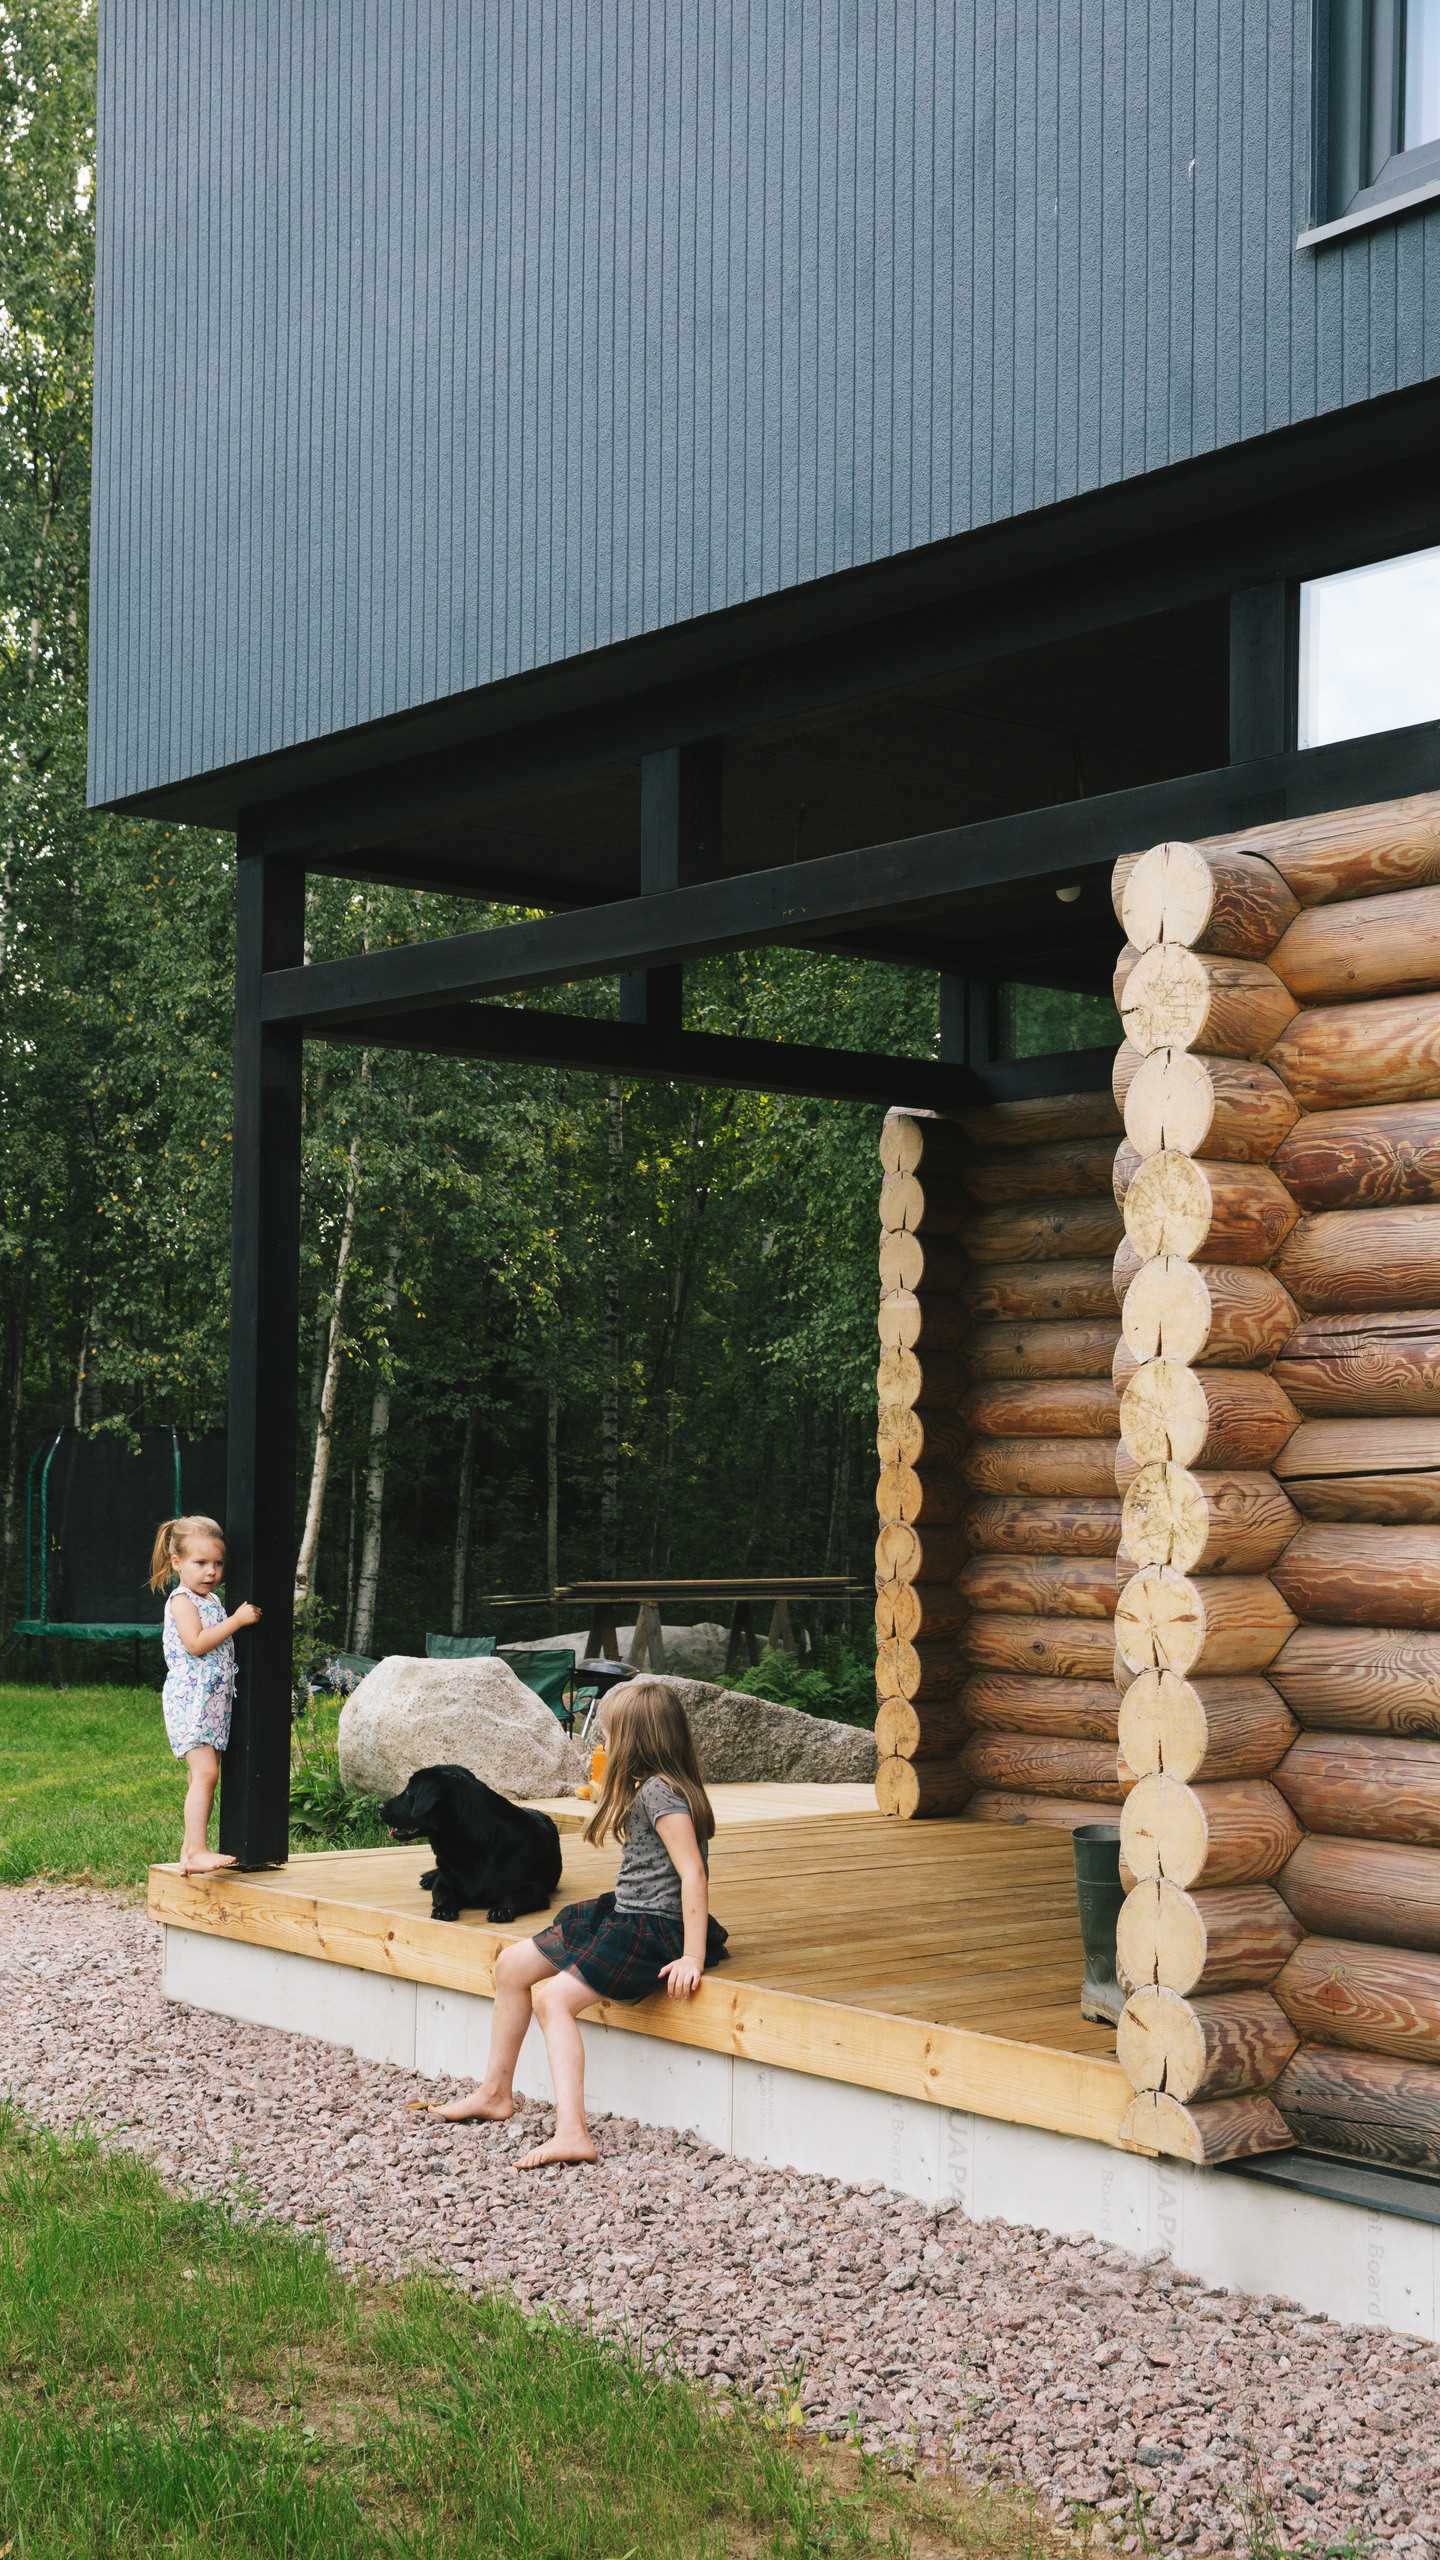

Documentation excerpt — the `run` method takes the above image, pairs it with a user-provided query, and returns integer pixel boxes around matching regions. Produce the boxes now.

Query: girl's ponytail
[149,1521,180,1593]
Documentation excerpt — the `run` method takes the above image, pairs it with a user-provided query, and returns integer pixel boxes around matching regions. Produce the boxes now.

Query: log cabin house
[91,1,1440,2328]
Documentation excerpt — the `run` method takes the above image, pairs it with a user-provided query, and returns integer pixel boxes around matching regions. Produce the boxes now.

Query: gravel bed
[3,1884,1439,2554]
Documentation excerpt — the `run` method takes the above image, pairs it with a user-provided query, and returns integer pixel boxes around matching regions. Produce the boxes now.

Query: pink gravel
[3,1886,1439,2555]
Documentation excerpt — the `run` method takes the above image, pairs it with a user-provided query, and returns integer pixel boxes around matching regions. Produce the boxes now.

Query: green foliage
[2,2111,1052,2559]
[288,1699,388,1849]
[730,1638,878,1730]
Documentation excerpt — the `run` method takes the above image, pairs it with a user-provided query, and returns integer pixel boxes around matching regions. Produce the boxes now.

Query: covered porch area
[149,1789,1440,2338]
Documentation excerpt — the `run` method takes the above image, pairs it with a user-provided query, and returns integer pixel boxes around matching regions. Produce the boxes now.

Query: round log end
[1120,1359,1209,1470]
[1121,1460,1209,1573]
[1121,1254,1213,1366]
[1121,2087,1293,2164]
[1115,1563,1205,1677]
[1116,1876,1207,1998]
[1120,943,1212,1056]
[875,1755,921,1817]
[879,1112,926,1176]
[1121,1770,1208,1889]
[1124,1149,1215,1262]
[1117,1983,1209,2100]
[1124,1047,1218,1159]
[1121,839,1215,953]
[1117,1667,1209,1781]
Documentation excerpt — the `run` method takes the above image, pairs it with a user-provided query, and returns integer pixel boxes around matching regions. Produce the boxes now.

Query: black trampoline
[16,1426,228,1642]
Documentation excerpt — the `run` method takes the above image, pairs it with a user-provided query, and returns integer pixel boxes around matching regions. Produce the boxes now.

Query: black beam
[619,743,722,1030]
[308,998,1115,1107]
[263,714,1440,1033]
[304,844,605,909]
[306,1000,981,1109]
[221,850,304,1867]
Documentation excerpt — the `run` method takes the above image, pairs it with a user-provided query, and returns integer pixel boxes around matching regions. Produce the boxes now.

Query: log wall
[874,1096,1128,1824]
[1111,799,1440,2173]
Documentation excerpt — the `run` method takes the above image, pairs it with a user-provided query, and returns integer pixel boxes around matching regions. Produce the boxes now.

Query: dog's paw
[430,1901,460,1924]
[418,1868,439,1891]
[486,1903,518,1924]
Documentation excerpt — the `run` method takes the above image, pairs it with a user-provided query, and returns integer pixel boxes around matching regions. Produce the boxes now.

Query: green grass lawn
[0,2112,1059,2560]
[0,1681,178,1887]
[0,1680,388,1889]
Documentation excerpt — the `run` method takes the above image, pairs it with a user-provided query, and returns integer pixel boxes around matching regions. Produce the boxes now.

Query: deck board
[150,1796,1132,2148]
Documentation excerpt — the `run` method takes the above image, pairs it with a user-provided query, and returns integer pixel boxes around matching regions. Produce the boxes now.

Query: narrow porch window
[1296,542,1440,748]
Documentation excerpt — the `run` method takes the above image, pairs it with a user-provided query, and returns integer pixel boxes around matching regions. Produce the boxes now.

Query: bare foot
[428,2089,515,2124]
[178,1850,237,1876]
[515,2135,598,2170]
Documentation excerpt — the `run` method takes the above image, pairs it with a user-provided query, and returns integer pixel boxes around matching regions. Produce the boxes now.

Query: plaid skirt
[531,1892,729,2004]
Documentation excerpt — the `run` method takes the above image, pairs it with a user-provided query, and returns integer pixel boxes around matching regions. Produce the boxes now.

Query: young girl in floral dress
[149,1515,261,1875]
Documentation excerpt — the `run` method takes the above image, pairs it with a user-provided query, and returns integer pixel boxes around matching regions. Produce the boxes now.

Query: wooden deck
[150,1795,1131,2149]
[532,1780,880,1832]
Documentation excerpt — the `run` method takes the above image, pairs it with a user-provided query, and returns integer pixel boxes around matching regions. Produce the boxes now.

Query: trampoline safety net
[17,1426,228,1640]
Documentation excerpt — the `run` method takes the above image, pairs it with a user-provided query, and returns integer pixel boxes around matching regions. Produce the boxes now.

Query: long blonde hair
[584,1679,714,1848]
[148,1516,225,1594]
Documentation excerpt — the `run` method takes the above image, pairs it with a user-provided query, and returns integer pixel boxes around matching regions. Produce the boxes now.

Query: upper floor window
[1319,0,1440,225]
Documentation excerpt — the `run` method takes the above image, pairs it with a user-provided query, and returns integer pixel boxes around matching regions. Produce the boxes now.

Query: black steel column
[221,842,304,1866]
[619,743,724,1030]
[938,975,997,1068]
[1229,583,1298,764]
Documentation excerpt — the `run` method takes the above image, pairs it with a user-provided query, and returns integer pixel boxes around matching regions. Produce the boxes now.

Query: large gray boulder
[613,1675,876,1785]
[337,1654,571,1802]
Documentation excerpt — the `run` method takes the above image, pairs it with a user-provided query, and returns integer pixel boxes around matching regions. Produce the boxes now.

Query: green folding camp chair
[425,1632,497,1658]
[498,1646,576,1725]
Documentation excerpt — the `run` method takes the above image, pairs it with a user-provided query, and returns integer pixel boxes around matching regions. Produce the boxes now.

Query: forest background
[0,2,1106,1677]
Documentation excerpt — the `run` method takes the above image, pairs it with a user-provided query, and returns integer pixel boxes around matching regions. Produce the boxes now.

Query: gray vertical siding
[89,0,1440,807]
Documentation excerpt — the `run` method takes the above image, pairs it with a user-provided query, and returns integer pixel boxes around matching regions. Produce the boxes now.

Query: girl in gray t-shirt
[430,1679,727,2170]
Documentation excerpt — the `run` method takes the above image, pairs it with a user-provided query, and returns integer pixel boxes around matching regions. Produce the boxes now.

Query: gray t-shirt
[613,1776,708,1918]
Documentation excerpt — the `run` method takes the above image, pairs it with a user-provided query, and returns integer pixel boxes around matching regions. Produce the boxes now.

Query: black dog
[380,1764,563,1924]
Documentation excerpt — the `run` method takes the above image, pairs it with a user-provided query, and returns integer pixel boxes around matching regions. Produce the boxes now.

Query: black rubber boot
[1072,1820,1127,2027]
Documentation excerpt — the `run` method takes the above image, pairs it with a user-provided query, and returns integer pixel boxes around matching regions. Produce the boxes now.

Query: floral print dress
[161,1587,235,1758]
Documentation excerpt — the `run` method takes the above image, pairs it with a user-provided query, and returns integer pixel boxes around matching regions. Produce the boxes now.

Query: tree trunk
[546,1383,560,1595]
[294,1124,363,1605]
[599,1081,624,1577]
[351,1236,401,1655]
[71,1284,92,1431]
[451,1408,477,1634]
[0,1265,29,1632]
[822,1403,851,1572]
[343,1463,359,1650]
